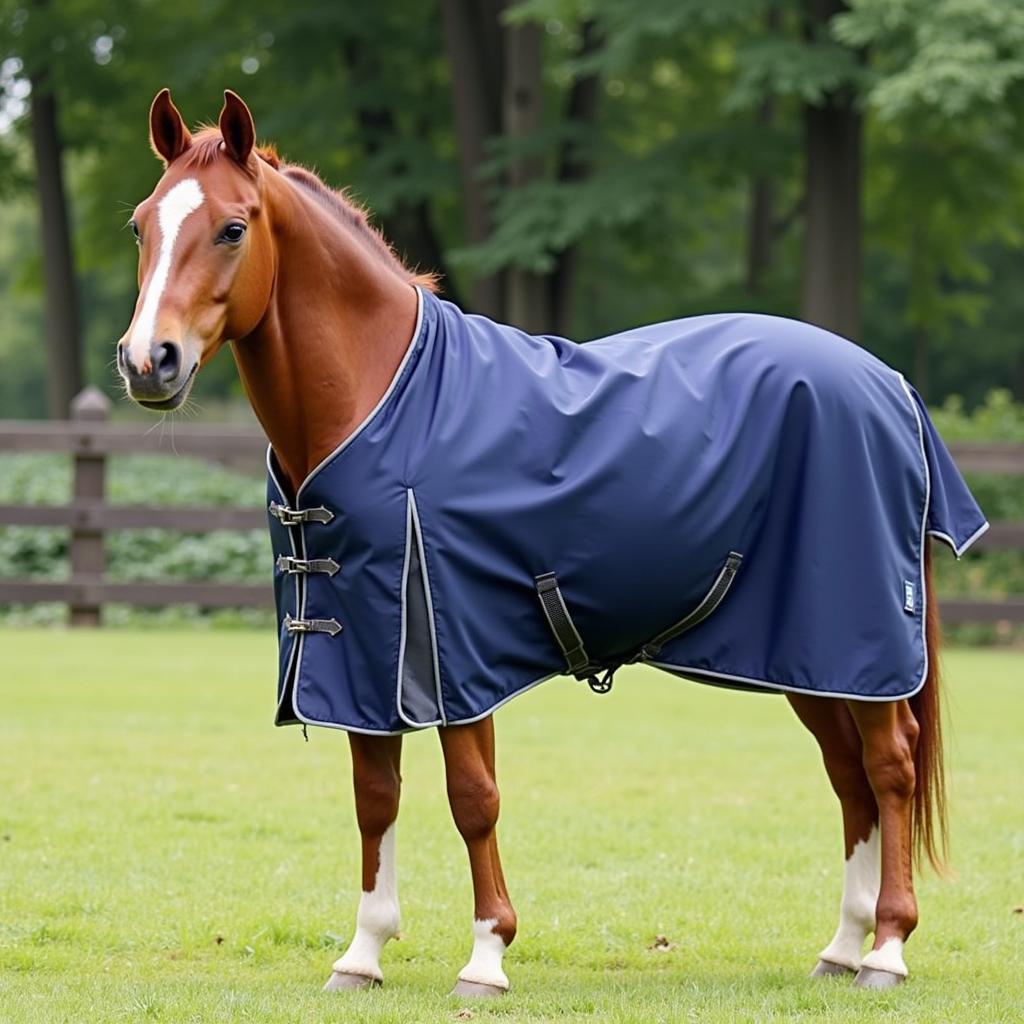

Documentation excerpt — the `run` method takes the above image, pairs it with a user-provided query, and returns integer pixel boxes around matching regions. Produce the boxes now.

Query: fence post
[69,386,110,626]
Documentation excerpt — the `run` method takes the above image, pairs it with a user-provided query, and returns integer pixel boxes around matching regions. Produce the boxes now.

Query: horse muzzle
[117,338,198,410]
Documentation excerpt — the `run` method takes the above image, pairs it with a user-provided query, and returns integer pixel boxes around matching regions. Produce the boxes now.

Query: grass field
[1,631,1021,1023]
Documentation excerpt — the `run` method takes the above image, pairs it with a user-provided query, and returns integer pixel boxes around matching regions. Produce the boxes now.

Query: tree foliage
[0,0,1022,416]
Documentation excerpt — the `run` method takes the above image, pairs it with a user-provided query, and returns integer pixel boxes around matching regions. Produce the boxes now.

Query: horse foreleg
[787,693,879,976]
[846,698,919,989]
[439,716,517,996]
[325,733,403,990]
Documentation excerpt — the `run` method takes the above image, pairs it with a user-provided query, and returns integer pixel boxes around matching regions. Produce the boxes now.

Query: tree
[6,0,84,415]
[799,0,864,340]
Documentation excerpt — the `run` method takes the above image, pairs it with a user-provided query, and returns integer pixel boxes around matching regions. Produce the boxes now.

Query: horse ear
[219,90,255,166]
[149,88,191,165]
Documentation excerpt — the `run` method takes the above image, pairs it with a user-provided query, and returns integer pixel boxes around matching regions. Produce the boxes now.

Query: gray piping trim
[649,660,926,702]
[927,521,989,560]
[395,490,444,730]
[266,455,303,723]
[897,373,932,700]
[408,489,447,725]
[294,287,425,503]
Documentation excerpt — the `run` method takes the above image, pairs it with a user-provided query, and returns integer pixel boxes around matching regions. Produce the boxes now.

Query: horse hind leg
[325,733,403,990]
[846,698,920,989]
[787,693,880,977]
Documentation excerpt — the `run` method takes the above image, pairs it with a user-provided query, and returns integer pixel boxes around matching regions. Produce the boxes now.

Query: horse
[115,88,987,996]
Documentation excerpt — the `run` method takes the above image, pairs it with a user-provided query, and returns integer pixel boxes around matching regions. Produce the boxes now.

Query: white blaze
[332,823,400,982]
[457,918,509,990]
[818,826,881,971]
[127,178,205,371]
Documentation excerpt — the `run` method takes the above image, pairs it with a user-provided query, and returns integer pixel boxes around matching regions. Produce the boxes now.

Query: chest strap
[284,613,343,637]
[276,555,341,577]
[534,551,744,694]
[269,501,335,526]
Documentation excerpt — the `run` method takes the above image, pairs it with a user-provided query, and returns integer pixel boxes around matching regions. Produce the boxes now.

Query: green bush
[0,452,272,627]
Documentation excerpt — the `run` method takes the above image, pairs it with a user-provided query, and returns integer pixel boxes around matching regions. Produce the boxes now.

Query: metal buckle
[276,555,341,577]
[284,613,343,637]
[269,502,335,526]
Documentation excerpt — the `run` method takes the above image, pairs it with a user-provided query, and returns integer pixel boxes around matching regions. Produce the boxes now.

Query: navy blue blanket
[267,290,987,735]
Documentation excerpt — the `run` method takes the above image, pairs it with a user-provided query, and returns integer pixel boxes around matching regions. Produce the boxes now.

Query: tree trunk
[29,65,82,417]
[550,19,603,336]
[746,126,776,296]
[800,0,862,341]
[340,40,461,304]
[913,326,930,401]
[440,0,505,318]
[746,6,780,297]
[503,19,547,332]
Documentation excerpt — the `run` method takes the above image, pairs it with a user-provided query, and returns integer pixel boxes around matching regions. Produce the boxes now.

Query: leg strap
[534,572,594,678]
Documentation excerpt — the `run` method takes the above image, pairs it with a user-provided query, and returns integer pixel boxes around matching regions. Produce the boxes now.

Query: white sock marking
[861,935,908,977]
[332,823,399,982]
[457,918,509,990]
[127,178,204,371]
[818,826,880,971]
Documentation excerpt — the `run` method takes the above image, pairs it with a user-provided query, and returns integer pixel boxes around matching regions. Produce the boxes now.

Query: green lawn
[1,632,1021,1022]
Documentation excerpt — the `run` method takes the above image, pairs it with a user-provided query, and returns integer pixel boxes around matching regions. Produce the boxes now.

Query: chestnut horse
[117,89,948,995]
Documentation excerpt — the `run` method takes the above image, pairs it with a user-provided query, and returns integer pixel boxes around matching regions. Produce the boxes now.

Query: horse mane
[178,128,439,292]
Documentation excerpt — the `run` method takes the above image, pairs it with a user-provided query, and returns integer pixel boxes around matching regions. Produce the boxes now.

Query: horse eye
[129,220,141,243]
[218,222,247,244]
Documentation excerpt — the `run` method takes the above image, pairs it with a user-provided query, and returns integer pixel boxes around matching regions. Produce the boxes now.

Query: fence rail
[1,387,1023,625]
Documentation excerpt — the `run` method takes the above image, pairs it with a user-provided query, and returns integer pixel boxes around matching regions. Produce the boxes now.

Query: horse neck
[231,173,419,497]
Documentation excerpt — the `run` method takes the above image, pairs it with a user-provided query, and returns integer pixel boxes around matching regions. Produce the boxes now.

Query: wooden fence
[2,387,1024,626]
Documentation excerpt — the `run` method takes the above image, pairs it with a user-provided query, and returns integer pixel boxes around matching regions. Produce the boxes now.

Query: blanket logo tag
[903,580,916,614]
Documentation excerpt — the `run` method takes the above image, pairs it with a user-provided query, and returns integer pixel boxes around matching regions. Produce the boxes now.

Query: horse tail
[910,538,949,873]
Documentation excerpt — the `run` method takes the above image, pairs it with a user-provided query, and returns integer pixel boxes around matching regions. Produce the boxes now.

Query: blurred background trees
[1,0,1023,419]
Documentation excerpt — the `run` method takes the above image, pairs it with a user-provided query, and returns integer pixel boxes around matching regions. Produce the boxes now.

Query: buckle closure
[284,613,343,637]
[269,501,335,526]
[276,554,341,577]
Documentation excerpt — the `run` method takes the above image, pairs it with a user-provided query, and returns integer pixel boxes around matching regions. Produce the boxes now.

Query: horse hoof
[854,966,905,990]
[323,971,381,991]
[810,959,856,978]
[451,979,507,998]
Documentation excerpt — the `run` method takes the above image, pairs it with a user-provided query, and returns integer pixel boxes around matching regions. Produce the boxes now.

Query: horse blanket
[267,289,987,735]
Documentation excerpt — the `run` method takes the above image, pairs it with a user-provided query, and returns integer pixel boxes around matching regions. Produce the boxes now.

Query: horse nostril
[116,344,127,373]
[152,341,182,383]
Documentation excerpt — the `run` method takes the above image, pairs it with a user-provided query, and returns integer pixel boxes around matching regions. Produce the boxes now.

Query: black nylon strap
[535,572,593,677]
[640,551,743,660]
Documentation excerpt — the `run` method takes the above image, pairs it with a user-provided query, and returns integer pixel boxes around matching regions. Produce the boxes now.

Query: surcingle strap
[536,552,744,696]
[640,551,743,660]
[534,572,595,678]
[284,613,343,637]
[269,501,335,526]
[276,554,341,577]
